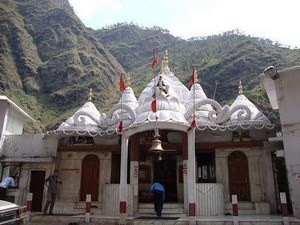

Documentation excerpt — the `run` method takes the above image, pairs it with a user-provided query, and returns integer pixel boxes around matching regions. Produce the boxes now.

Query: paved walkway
[25,213,300,225]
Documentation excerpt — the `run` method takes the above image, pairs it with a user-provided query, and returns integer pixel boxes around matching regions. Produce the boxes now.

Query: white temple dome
[225,94,273,129]
[57,101,105,133]
[133,69,188,125]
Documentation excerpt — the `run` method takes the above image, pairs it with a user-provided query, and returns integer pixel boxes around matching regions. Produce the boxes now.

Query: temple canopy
[47,51,274,136]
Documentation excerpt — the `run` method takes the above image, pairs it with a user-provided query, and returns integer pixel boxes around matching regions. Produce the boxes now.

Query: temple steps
[137,203,186,216]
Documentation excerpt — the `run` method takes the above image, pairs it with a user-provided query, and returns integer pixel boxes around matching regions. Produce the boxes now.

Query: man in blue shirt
[149,182,165,217]
[0,176,17,200]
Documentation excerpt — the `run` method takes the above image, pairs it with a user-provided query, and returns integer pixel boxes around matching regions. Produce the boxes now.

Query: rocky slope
[0,0,124,131]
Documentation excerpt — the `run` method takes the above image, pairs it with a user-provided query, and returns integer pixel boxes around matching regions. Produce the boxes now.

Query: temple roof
[57,101,105,133]
[225,94,274,129]
[51,52,274,136]
[134,66,188,126]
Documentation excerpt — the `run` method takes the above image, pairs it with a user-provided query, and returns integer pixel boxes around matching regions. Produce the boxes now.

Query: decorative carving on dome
[73,111,107,128]
[185,98,252,125]
[105,104,136,126]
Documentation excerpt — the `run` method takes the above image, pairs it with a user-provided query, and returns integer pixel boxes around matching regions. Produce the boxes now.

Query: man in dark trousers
[149,182,165,217]
[43,169,62,215]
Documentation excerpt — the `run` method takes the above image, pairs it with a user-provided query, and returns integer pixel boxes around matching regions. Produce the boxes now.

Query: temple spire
[160,50,169,73]
[239,80,243,95]
[163,50,169,66]
[87,87,93,102]
[125,75,131,87]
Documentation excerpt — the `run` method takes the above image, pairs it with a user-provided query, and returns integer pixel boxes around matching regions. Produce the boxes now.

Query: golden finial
[239,80,243,95]
[163,50,169,66]
[193,67,198,83]
[87,87,93,101]
[160,50,169,73]
[125,75,131,86]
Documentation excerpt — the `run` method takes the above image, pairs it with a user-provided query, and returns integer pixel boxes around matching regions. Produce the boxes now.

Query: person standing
[0,176,17,200]
[43,169,62,215]
[149,182,165,217]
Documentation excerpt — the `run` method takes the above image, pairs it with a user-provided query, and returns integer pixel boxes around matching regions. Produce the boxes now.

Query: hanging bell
[149,139,164,154]
[158,153,162,161]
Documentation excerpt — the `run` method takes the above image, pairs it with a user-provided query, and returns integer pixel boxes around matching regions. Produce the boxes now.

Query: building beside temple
[263,66,300,219]
[1,52,294,223]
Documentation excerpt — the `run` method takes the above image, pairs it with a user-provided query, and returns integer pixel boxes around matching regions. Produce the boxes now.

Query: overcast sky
[69,0,300,48]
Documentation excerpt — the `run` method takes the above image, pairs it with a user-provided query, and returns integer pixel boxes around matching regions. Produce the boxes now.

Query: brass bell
[149,139,164,154]
[158,153,162,161]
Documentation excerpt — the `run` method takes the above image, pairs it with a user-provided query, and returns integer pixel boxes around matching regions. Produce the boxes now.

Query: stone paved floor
[25,213,300,225]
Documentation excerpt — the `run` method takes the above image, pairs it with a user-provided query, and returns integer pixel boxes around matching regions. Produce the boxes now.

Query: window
[197,152,216,183]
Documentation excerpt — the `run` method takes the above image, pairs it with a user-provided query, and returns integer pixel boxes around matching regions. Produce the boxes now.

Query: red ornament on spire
[151,99,157,113]
[151,48,158,69]
[189,67,196,85]
[120,73,125,92]
[118,120,123,133]
[187,115,196,131]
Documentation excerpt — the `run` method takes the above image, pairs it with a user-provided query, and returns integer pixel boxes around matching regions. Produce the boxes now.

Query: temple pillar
[130,134,139,214]
[119,135,129,225]
[182,132,188,212]
[187,129,196,225]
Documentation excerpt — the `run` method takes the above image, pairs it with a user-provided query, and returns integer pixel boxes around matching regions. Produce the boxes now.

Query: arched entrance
[80,154,100,201]
[228,151,251,201]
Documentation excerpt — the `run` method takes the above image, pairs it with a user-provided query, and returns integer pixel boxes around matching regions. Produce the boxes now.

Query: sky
[69,0,300,48]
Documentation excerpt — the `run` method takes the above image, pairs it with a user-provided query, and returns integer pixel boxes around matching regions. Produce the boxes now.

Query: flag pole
[188,67,197,131]
[151,48,158,121]
[119,73,125,133]
[154,50,157,123]
[193,67,196,121]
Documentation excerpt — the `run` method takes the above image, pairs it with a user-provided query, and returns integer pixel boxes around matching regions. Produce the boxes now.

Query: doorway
[29,170,45,211]
[80,154,100,201]
[272,155,293,213]
[228,151,251,201]
[154,157,177,202]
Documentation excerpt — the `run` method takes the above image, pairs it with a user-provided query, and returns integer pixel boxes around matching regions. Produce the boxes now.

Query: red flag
[187,115,196,131]
[151,99,157,113]
[151,48,158,69]
[118,120,123,133]
[120,73,125,92]
[189,67,196,85]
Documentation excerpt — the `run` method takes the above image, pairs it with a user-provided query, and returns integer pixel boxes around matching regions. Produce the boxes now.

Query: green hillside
[95,24,300,122]
[0,0,124,132]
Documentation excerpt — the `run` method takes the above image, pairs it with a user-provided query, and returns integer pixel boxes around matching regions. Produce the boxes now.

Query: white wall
[2,134,57,158]
[6,110,24,135]
[274,67,300,218]
[0,101,8,136]
[215,148,267,203]
[276,67,300,125]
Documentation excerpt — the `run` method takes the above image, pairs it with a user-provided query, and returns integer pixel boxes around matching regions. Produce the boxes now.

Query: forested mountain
[0,0,124,131]
[1,1,300,132]
[95,24,300,122]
